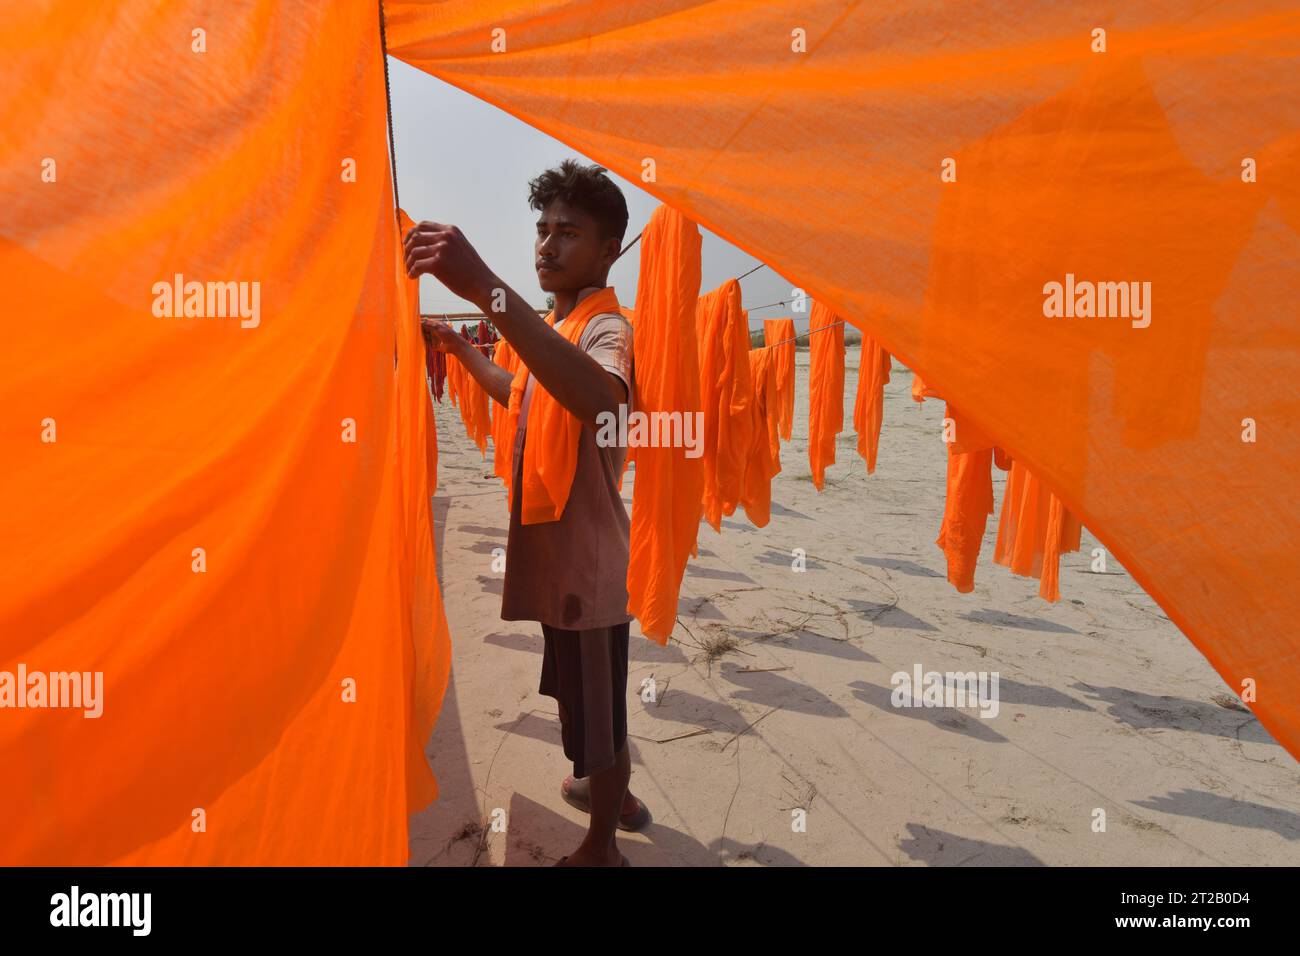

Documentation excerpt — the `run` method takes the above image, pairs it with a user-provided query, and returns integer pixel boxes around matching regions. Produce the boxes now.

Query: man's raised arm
[404,221,625,426]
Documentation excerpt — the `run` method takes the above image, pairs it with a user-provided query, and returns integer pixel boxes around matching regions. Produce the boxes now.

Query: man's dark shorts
[539,622,630,778]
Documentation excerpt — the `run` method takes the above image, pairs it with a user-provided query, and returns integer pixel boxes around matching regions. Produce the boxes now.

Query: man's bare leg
[557,702,641,815]
[562,741,629,866]
[555,701,631,866]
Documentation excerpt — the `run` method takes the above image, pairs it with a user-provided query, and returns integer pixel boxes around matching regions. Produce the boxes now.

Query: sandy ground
[409,352,1300,866]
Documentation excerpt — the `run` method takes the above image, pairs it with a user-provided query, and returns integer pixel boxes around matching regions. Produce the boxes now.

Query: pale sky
[388,60,803,333]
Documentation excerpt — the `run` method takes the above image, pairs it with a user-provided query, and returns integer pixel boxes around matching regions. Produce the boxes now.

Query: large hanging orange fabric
[807,302,846,490]
[696,279,754,532]
[496,286,623,525]
[5,0,1295,869]
[625,205,704,643]
[752,321,783,470]
[0,3,449,864]
[389,0,1300,759]
[853,335,892,474]
[763,317,796,441]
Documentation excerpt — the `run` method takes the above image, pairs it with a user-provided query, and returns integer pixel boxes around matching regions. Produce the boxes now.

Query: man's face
[535,199,617,294]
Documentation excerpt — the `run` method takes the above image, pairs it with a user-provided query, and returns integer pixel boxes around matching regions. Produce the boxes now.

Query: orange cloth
[807,302,846,490]
[0,3,449,865]
[625,205,704,643]
[911,372,939,403]
[453,348,491,456]
[853,336,891,474]
[446,344,462,407]
[935,405,998,593]
[399,210,442,502]
[495,287,622,525]
[390,0,1300,761]
[763,317,796,441]
[490,338,520,501]
[994,459,1083,602]
[394,209,452,837]
[696,279,754,532]
[740,345,782,527]
[23,0,1300,861]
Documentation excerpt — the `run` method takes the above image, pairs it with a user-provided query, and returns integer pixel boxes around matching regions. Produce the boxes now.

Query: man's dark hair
[528,159,629,244]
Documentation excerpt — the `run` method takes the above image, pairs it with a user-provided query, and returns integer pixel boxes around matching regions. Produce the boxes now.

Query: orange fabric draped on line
[497,287,623,525]
[807,303,846,490]
[740,344,782,527]
[935,405,998,593]
[763,317,796,441]
[696,279,754,532]
[853,335,892,474]
[457,350,491,455]
[1,4,450,863]
[625,205,704,643]
[994,459,1084,603]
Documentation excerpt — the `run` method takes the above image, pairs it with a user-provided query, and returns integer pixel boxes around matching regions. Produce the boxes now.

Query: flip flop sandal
[561,776,653,832]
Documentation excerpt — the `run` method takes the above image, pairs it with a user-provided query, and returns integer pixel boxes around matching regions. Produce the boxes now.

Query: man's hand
[403,221,498,305]
[420,317,465,355]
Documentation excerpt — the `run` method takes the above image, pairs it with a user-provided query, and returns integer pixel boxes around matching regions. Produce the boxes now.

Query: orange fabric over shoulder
[497,286,622,525]
[807,302,846,490]
[625,205,704,643]
[763,317,796,441]
[853,335,891,474]
[696,279,754,532]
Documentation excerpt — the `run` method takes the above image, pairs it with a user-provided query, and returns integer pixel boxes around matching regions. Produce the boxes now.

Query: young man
[405,160,650,867]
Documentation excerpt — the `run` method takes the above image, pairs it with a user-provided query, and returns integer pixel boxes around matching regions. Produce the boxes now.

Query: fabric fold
[853,335,891,474]
[625,205,704,643]
[763,317,797,442]
[696,279,754,532]
[807,302,846,491]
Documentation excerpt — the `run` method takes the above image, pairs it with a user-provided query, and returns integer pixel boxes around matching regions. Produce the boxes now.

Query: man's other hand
[421,317,466,354]
[403,221,498,304]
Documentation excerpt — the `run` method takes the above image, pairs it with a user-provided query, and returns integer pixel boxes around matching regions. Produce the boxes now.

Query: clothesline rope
[746,297,791,312]
[378,1,401,226]
[420,281,780,325]
[753,319,844,351]
[616,231,643,261]
[424,317,848,364]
